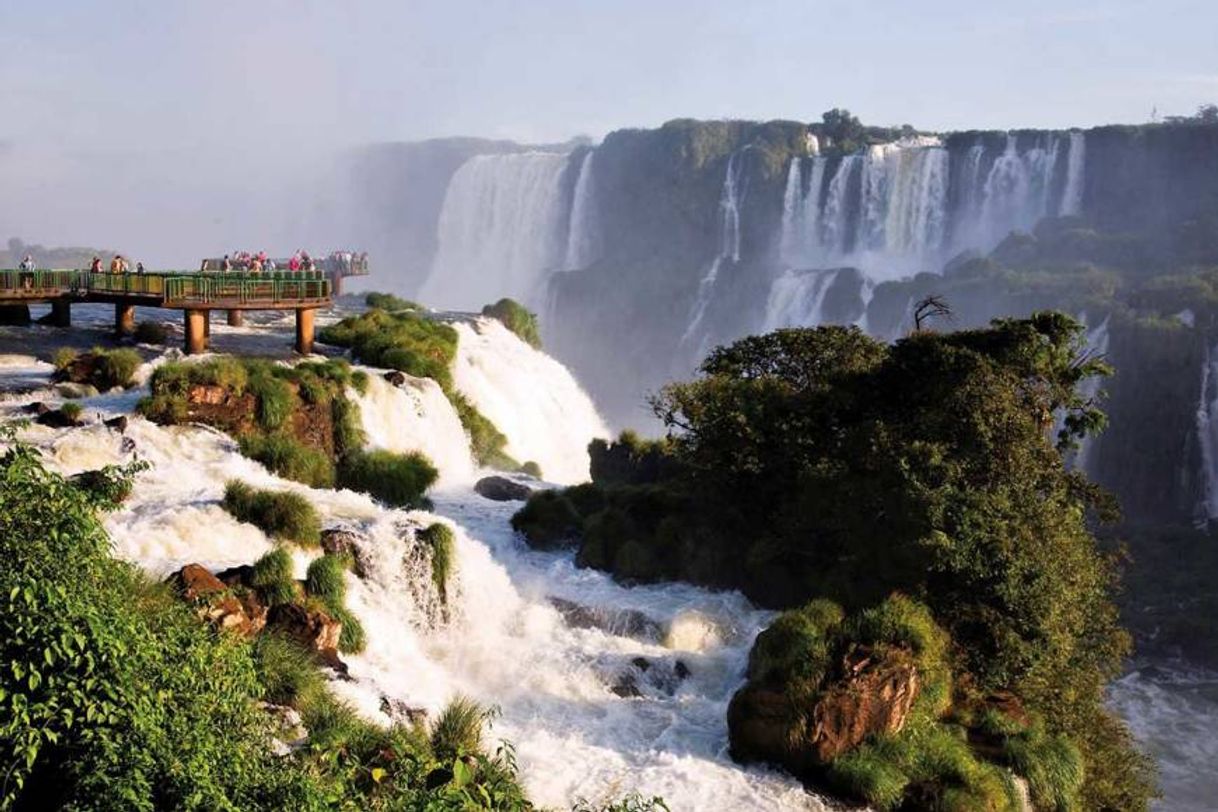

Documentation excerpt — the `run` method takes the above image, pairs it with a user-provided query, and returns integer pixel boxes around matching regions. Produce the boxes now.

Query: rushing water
[1,310,1214,811]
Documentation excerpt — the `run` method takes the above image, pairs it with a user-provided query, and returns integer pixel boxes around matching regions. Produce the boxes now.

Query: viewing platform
[0,269,332,354]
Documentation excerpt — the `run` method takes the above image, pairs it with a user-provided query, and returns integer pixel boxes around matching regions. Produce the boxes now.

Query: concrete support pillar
[115,303,136,336]
[227,309,244,327]
[330,273,343,298]
[203,310,211,347]
[50,300,71,327]
[295,308,316,354]
[184,310,207,355]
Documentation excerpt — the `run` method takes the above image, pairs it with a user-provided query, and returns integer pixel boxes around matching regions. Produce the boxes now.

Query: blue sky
[2,0,1216,150]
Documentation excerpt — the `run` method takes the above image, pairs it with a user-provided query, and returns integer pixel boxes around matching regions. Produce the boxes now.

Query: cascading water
[1072,315,1110,476]
[681,149,748,351]
[420,151,572,310]
[762,269,841,332]
[1195,344,1218,523]
[564,150,600,270]
[450,317,610,484]
[1060,131,1086,216]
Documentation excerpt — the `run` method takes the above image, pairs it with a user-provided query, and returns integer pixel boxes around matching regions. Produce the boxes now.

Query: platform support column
[203,310,211,348]
[330,273,343,297]
[295,308,316,354]
[50,300,71,327]
[115,303,136,336]
[227,309,244,327]
[184,310,207,355]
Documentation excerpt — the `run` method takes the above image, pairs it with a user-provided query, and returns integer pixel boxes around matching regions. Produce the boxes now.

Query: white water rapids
[1,307,1215,811]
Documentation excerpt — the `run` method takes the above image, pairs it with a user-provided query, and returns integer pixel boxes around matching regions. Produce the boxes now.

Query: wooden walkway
[0,270,332,353]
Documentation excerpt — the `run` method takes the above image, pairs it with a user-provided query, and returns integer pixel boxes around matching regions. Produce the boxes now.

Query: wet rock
[631,656,652,672]
[320,527,370,578]
[474,475,534,502]
[36,407,83,428]
[104,414,129,433]
[261,702,308,755]
[268,602,345,674]
[610,673,642,698]
[21,401,49,416]
[214,564,255,589]
[675,660,692,680]
[383,370,407,386]
[549,596,663,641]
[54,382,99,399]
[187,384,228,406]
[381,696,429,726]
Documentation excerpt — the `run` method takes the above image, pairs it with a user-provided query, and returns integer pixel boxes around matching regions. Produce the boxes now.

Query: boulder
[104,415,129,433]
[320,527,369,577]
[214,564,255,589]
[36,408,83,428]
[549,596,663,641]
[383,370,407,386]
[21,401,50,416]
[380,696,429,726]
[261,702,309,755]
[475,475,534,502]
[54,382,99,399]
[610,673,642,698]
[728,644,920,773]
[268,603,345,673]
[187,384,228,405]
[166,564,266,637]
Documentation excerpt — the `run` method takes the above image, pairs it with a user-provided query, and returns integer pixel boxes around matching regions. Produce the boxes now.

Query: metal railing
[0,269,330,306]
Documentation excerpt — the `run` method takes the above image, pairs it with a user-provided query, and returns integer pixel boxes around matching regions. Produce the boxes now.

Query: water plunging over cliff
[564,150,600,271]
[421,152,572,310]
[681,150,748,351]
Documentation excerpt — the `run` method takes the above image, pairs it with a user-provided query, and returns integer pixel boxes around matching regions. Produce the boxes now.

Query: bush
[338,450,437,508]
[134,320,170,344]
[305,553,348,604]
[249,372,293,431]
[365,292,421,312]
[223,480,321,547]
[481,298,542,348]
[511,489,589,549]
[239,434,335,488]
[320,308,458,389]
[251,547,298,606]
[51,346,77,371]
[253,633,325,706]
[59,401,83,422]
[519,460,543,478]
[330,605,367,654]
[418,522,455,602]
[135,392,187,423]
[450,390,517,469]
[331,394,366,458]
[88,347,141,389]
[430,695,485,761]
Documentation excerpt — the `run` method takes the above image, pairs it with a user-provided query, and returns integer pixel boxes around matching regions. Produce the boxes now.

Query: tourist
[222,254,233,272]
[250,256,263,274]
[90,256,102,273]
[136,262,145,274]
[288,252,301,273]
[19,254,35,272]
[109,255,124,274]
[265,257,276,272]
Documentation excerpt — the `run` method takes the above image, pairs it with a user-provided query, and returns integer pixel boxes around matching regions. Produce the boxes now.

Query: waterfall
[1060,132,1086,216]
[681,150,749,350]
[1197,345,1218,522]
[973,133,1064,248]
[450,317,610,484]
[1072,316,1109,475]
[564,150,600,270]
[762,269,841,331]
[420,152,572,310]
[354,373,477,487]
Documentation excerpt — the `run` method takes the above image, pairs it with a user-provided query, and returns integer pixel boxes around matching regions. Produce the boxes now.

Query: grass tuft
[223,480,321,547]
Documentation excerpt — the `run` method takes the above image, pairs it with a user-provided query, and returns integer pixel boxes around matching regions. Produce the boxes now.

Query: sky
[1,0,1215,260]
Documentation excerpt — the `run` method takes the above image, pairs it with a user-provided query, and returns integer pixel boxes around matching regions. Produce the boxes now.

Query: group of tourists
[210,250,320,274]
[88,255,144,274]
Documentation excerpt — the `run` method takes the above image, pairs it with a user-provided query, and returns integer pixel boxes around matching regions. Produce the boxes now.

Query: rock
[475,475,534,502]
[261,702,308,754]
[675,660,692,680]
[728,644,920,773]
[631,656,651,672]
[21,401,49,416]
[214,564,255,589]
[54,382,99,399]
[104,415,129,433]
[610,673,642,698]
[0,305,31,326]
[268,603,345,673]
[70,468,133,506]
[380,696,429,726]
[166,564,265,637]
[383,370,407,386]
[549,596,663,641]
[36,408,83,428]
[320,527,369,577]
[187,384,228,405]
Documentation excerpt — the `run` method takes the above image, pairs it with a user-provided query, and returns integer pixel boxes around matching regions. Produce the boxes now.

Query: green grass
[52,346,77,371]
[249,373,293,431]
[330,395,366,458]
[365,292,422,312]
[481,298,542,348]
[1003,727,1084,812]
[329,604,367,654]
[92,347,141,389]
[429,695,485,761]
[827,744,910,810]
[251,547,298,606]
[305,554,348,604]
[223,480,320,547]
[319,308,458,389]
[338,450,437,508]
[253,633,326,706]
[239,434,335,488]
[59,401,84,422]
[418,522,455,602]
[450,390,518,469]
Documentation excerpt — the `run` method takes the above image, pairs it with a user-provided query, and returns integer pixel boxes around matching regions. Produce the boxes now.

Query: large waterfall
[681,149,747,350]
[420,151,573,310]
[564,150,601,271]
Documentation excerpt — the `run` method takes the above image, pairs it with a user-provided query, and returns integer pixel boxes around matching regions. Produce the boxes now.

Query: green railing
[0,269,330,306]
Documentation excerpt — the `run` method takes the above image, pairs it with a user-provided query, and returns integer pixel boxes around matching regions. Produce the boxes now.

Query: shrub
[59,401,84,422]
[239,434,335,488]
[365,292,421,312]
[51,346,77,371]
[450,390,517,469]
[572,795,671,812]
[320,308,458,388]
[134,320,170,344]
[249,372,293,431]
[827,745,910,811]
[223,480,321,546]
[338,450,437,508]
[331,394,366,458]
[91,347,141,389]
[253,633,325,706]
[481,298,542,348]
[329,605,367,654]
[305,553,348,604]
[350,369,370,395]
[519,460,543,478]
[511,490,587,549]
[135,392,187,423]
[418,522,455,602]
[430,695,485,761]
[251,547,298,606]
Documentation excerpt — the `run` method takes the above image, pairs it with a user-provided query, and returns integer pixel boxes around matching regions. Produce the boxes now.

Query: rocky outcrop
[549,596,662,641]
[35,407,84,428]
[320,527,369,577]
[474,475,533,502]
[167,563,266,637]
[187,384,229,406]
[380,696,429,726]
[728,643,921,775]
[383,370,408,386]
[268,603,345,672]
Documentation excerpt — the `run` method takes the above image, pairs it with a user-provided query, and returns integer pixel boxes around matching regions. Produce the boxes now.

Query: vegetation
[133,320,170,344]
[515,315,1154,810]
[338,449,437,509]
[240,434,336,488]
[223,480,321,547]
[52,346,142,390]
[418,522,455,603]
[365,291,422,312]
[482,298,542,348]
[0,429,540,809]
[58,401,83,423]
[305,554,365,654]
[251,547,299,606]
[321,307,517,469]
